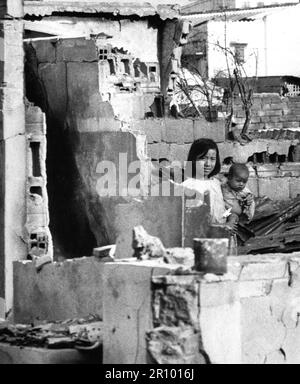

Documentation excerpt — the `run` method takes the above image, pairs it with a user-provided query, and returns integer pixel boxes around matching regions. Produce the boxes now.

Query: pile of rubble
[0,315,102,350]
[239,196,300,254]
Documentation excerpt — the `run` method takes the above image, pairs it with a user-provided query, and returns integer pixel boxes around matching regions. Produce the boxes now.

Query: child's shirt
[221,182,255,221]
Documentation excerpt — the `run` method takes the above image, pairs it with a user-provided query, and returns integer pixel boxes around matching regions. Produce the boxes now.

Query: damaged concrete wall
[0,18,26,317]
[103,253,300,364]
[13,257,104,323]
[25,101,53,260]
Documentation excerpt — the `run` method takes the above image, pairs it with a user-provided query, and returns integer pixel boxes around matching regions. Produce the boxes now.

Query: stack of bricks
[233,94,300,132]
[25,101,53,261]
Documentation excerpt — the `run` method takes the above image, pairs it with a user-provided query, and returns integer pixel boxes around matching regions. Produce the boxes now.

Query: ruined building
[1,0,300,365]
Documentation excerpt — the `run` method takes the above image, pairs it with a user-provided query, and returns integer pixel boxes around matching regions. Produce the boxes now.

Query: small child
[222,163,255,229]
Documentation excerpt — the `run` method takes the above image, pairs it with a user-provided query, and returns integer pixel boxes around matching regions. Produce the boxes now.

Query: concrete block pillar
[0,16,25,318]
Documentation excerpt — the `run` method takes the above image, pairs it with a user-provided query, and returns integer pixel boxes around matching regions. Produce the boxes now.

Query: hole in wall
[30,142,42,177]
[25,39,97,261]
[30,186,43,197]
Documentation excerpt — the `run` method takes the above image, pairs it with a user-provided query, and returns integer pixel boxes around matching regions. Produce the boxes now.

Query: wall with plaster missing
[25,101,53,261]
[102,253,300,364]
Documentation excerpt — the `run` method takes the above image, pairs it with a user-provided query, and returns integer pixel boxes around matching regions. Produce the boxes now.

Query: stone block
[258,177,290,200]
[289,178,300,199]
[164,118,194,144]
[56,38,98,62]
[193,119,226,143]
[13,257,105,323]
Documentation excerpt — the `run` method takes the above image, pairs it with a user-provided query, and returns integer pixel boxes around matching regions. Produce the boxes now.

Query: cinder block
[265,110,282,117]
[56,38,98,62]
[256,164,279,178]
[147,143,160,160]
[164,118,194,144]
[169,144,190,162]
[247,178,259,197]
[280,163,300,177]
[25,105,44,124]
[258,177,290,200]
[193,119,226,143]
[239,260,287,281]
[260,116,270,123]
[261,104,271,110]
[289,178,300,199]
[132,119,163,143]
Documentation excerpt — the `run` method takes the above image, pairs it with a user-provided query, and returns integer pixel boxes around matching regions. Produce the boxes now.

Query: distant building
[181,1,300,79]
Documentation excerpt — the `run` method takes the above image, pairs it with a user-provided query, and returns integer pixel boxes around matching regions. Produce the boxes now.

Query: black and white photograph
[1,0,300,367]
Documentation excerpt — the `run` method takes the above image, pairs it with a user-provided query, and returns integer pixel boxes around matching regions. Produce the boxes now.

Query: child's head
[228,163,249,192]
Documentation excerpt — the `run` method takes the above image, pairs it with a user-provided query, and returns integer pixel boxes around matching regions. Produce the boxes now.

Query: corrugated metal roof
[23,1,180,20]
[181,2,298,22]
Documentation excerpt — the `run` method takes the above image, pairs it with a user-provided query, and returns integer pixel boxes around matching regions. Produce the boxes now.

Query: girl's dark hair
[187,138,221,178]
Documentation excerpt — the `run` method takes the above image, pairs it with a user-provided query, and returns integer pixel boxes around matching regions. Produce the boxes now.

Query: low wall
[234,94,300,132]
[13,257,104,323]
[103,253,300,364]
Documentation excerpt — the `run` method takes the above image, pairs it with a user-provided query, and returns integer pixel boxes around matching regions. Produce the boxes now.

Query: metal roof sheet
[23,1,180,19]
[181,2,299,22]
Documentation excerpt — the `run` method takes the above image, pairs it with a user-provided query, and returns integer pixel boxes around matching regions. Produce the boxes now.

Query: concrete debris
[164,248,194,269]
[93,245,116,262]
[147,326,206,364]
[239,196,300,255]
[132,226,167,260]
[0,315,102,350]
[35,254,53,272]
